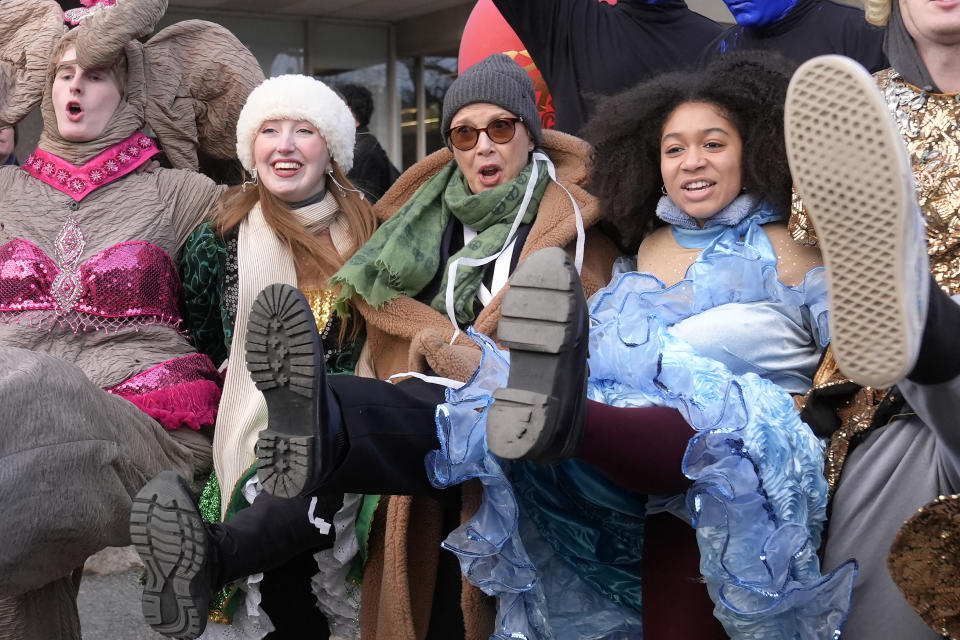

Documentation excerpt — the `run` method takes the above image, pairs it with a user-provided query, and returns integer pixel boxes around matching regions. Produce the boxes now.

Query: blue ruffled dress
[426,202,858,640]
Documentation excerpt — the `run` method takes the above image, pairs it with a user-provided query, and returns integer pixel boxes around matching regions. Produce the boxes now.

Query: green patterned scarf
[332,157,549,325]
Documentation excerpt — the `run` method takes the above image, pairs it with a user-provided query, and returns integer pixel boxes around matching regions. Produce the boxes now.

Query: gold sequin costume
[889,494,960,639]
[302,288,338,343]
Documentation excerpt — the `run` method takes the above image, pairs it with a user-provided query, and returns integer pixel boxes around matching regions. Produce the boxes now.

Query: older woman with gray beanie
[258,51,620,640]
[128,54,620,640]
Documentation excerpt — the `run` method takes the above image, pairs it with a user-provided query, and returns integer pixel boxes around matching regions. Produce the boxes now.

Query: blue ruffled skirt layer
[427,331,644,640]
[587,266,857,639]
[427,219,857,639]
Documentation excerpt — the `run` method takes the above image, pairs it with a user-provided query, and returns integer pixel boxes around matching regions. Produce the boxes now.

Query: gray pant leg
[0,573,81,640]
[898,374,960,487]
[0,348,205,596]
[824,371,960,639]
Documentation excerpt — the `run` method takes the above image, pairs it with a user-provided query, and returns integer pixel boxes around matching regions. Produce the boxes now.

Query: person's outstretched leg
[248,284,447,500]
[786,54,960,640]
[0,347,201,640]
[131,471,340,639]
[578,400,694,494]
[785,54,930,389]
[906,283,960,385]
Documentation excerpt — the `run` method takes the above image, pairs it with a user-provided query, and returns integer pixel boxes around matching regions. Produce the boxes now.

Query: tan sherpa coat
[357,129,623,640]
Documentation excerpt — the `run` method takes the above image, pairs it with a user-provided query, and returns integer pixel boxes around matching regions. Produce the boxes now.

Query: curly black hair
[339,83,374,129]
[582,51,797,251]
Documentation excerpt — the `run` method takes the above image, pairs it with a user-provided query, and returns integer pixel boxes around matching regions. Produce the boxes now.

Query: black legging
[317,375,448,497]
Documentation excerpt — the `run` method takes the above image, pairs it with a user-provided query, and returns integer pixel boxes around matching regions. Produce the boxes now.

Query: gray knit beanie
[441,53,542,148]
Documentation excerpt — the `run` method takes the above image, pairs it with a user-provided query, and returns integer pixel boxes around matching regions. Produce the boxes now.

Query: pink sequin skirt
[106,353,223,430]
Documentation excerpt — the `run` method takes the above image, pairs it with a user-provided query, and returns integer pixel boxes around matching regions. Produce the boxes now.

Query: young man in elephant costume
[0,0,262,636]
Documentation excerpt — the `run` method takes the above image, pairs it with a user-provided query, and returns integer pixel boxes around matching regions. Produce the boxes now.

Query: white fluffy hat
[236,74,355,174]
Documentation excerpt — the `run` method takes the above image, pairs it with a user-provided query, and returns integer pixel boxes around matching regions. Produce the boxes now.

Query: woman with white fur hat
[131,74,377,640]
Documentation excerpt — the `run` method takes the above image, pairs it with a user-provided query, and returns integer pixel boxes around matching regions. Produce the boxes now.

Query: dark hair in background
[582,51,797,252]
[339,84,374,129]
[197,151,245,186]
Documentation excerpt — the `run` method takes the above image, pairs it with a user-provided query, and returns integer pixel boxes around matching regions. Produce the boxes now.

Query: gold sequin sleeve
[889,494,960,639]
[791,70,960,295]
[302,288,337,334]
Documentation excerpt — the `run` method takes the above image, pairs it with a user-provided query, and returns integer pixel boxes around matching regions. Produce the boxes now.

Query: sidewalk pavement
[79,547,165,640]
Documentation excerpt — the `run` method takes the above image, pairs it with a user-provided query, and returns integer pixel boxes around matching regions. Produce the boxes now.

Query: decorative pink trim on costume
[107,353,224,430]
[63,0,118,26]
[22,134,159,201]
[0,309,183,335]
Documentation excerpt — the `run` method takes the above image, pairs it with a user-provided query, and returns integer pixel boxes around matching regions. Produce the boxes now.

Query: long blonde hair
[864,0,891,26]
[214,161,376,337]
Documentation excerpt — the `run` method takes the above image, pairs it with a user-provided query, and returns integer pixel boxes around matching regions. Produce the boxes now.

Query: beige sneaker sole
[785,55,926,389]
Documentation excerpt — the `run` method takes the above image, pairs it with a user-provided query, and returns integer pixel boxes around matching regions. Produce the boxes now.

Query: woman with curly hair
[467,52,858,639]
[584,52,795,254]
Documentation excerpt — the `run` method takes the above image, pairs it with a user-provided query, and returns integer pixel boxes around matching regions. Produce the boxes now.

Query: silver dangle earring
[241,168,259,193]
[661,184,668,196]
[327,169,365,201]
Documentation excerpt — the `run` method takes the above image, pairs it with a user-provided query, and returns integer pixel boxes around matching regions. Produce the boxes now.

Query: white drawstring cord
[443,151,586,343]
[308,496,332,534]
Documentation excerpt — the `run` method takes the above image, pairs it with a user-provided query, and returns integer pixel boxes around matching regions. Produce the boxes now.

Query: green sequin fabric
[178,222,234,365]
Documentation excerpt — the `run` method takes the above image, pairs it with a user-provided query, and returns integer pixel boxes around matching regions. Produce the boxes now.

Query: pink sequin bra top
[0,239,183,333]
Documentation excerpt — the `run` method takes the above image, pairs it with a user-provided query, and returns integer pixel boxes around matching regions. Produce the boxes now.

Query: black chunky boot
[130,471,220,640]
[246,284,347,498]
[487,247,589,463]
[131,471,341,638]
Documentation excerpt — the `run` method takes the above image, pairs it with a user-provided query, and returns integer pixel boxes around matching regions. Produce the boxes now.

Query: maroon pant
[578,400,726,640]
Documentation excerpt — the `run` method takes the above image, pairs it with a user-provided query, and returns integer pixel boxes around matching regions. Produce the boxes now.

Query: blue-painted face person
[723,0,799,27]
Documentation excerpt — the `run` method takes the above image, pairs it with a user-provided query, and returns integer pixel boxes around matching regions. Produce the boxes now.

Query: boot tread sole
[488,247,588,463]
[247,284,322,498]
[130,473,207,639]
